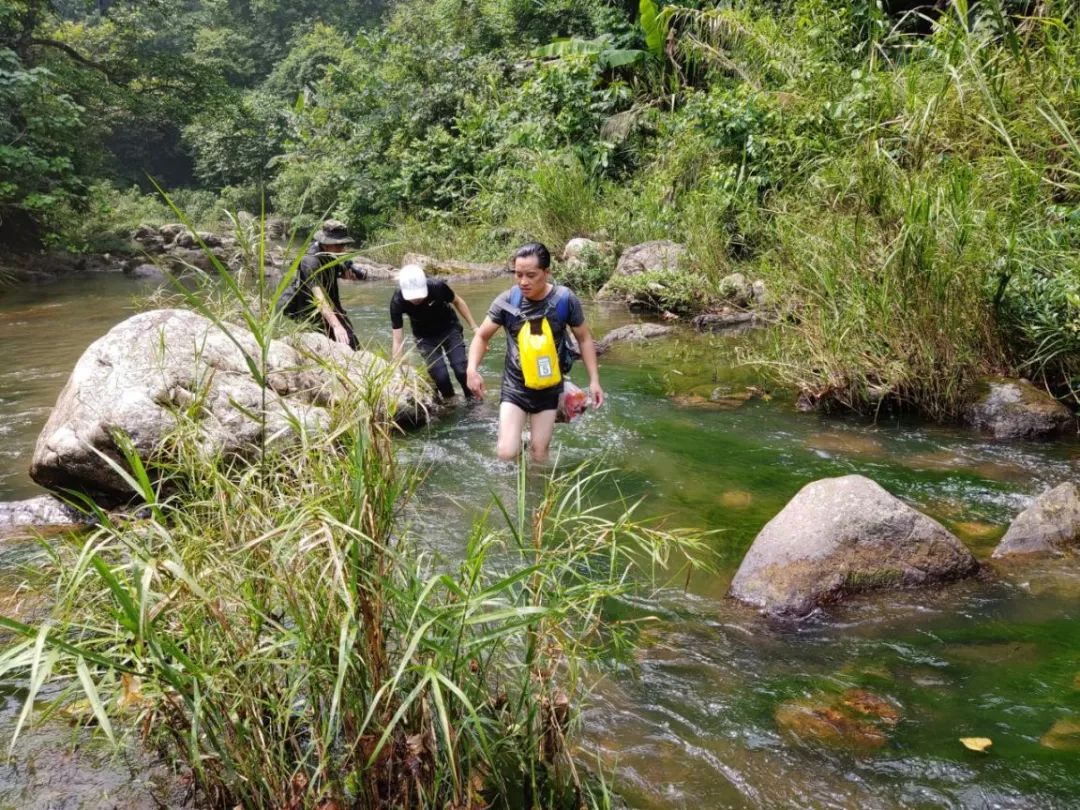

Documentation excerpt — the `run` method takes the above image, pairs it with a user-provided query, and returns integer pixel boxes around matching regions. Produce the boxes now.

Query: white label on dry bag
[537,356,553,378]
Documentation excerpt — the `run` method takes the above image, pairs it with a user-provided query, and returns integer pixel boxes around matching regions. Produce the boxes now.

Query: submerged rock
[992,482,1080,558]
[594,323,673,355]
[964,377,1075,440]
[775,688,900,752]
[30,309,432,504]
[1040,717,1080,752]
[0,495,90,538]
[729,474,978,618]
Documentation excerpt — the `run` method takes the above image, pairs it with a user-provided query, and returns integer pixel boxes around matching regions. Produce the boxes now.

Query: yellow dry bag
[518,317,562,390]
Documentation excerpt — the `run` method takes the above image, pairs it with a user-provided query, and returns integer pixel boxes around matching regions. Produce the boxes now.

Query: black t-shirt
[390,279,461,338]
[282,243,347,320]
[487,284,585,394]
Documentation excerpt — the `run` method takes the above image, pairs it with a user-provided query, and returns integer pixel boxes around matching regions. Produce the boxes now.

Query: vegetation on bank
[4,0,1078,417]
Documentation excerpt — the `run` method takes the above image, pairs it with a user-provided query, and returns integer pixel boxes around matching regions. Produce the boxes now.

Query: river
[1,273,1078,808]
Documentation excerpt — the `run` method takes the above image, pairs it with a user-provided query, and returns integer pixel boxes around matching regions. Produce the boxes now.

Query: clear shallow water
[1,273,1079,808]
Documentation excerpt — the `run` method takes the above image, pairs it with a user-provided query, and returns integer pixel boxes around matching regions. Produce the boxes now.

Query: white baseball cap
[399,264,428,301]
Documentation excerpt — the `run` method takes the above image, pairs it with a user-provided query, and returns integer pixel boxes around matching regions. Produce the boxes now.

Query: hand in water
[467,370,486,399]
[589,381,605,409]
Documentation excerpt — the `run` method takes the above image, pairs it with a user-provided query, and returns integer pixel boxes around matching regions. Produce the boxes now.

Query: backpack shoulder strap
[554,285,572,323]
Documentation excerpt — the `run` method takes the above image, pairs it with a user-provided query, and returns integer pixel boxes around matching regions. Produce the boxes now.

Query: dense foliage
[2,0,1078,413]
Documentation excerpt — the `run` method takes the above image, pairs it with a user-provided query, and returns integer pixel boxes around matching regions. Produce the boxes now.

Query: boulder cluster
[3,309,433,533]
[728,473,1080,620]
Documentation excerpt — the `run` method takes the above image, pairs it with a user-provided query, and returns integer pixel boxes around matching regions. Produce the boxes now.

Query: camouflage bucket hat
[314,219,355,245]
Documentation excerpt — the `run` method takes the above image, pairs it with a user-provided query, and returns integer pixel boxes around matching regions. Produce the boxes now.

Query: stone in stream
[992,482,1080,558]
[964,377,1075,440]
[0,495,91,538]
[401,252,506,280]
[594,323,673,355]
[691,309,762,333]
[1040,717,1080,752]
[729,474,979,618]
[30,309,433,504]
[774,688,901,752]
[127,263,165,279]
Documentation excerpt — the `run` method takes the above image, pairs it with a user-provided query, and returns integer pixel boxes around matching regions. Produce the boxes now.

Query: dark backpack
[508,285,580,374]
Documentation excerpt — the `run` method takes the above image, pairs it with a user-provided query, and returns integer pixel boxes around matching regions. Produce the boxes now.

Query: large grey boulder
[0,495,91,538]
[597,240,686,302]
[595,323,673,355]
[729,475,978,618]
[561,237,612,262]
[30,309,432,503]
[965,378,1074,440]
[613,240,686,277]
[993,482,1080,558]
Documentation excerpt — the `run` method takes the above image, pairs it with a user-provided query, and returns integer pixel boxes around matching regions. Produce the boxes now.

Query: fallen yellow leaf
[960,737,992,752]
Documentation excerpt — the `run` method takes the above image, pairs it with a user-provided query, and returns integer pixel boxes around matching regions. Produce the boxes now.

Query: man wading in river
[280,219,364,349]
[391,264,480,402]
[467,242,604,462]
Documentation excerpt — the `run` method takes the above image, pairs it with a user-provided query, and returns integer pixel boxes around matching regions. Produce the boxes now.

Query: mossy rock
[775,688,901,752]
[964,377,1075,440]
[1040,717,1080,752]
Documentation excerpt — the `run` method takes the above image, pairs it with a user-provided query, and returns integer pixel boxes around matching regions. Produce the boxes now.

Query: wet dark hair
[511,242,551,270]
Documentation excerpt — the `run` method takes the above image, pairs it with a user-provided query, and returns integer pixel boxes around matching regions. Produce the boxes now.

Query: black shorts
[500,381,562,414]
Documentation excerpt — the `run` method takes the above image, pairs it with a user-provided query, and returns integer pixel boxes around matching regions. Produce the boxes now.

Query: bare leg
[527,409,558,463]
[497,402,528,461]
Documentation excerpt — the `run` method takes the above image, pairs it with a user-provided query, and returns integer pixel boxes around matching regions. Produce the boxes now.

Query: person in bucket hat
[390,264,480,402]
[280,218,364,348]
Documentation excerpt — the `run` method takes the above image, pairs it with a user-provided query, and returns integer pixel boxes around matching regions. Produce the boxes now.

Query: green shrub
[602,268,715,314]
[551,244,616,295]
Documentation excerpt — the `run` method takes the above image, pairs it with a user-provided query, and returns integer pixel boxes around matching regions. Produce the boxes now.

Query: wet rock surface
[729,474,979,618]
[595,323,673,354]
[993,482,1080,558]
[691,309,762,333]
[964,377,1075,440]
[0,495,90,537]
[1040,717,1080,752]
[401,252,507,280]
[30,309,433,503]
[774,688,901,751]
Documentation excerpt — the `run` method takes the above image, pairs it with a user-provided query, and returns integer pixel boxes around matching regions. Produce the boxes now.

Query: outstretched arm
[571,323,604,409]
[467,318,500,399]
[391,327,406,360]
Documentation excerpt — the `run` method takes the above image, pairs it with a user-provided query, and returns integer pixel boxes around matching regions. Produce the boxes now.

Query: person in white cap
[390,264,480,401]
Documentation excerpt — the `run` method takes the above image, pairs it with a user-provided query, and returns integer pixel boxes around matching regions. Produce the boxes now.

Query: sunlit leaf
[960,737,992,752]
